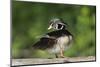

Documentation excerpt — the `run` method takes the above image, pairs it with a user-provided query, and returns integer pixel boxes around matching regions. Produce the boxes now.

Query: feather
[33,37,57,50]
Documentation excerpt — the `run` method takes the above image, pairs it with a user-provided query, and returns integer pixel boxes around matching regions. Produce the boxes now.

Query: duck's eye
[58,24,63,29]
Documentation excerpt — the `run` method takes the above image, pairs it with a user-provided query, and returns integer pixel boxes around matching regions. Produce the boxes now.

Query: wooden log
[12,56,95,66]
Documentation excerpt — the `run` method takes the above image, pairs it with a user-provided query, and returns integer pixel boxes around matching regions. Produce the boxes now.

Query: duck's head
[48,18,67,30]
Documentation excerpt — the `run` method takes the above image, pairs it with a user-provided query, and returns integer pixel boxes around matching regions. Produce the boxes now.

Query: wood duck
[33,18,73,58]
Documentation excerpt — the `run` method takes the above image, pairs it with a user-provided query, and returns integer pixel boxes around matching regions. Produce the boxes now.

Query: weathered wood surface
[12,56,95,66]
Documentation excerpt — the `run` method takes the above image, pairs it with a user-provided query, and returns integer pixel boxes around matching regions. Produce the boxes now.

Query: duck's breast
[47,35,72,53]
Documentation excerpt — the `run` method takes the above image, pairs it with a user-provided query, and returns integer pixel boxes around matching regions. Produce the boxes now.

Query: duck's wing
[32,35,57,50]
[33,30,73,50]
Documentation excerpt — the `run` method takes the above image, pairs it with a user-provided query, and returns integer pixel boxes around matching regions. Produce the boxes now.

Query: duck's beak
[48,25,52,30]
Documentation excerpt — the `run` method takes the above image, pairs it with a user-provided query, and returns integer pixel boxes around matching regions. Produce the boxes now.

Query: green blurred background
[12,1,96,58]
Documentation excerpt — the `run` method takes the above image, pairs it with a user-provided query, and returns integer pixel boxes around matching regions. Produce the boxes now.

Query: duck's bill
[48,25,52,30]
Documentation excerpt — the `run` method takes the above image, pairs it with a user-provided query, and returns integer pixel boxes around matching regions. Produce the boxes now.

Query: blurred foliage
[12,1,96,58]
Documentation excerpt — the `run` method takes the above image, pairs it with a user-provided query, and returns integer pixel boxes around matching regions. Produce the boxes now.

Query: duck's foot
[59,55,66,58]
[55,54,66,58]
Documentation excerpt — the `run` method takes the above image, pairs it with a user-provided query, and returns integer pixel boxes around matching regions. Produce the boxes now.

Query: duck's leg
[58,44,65,58]
[55,49,65,58]
[59,48,65,58]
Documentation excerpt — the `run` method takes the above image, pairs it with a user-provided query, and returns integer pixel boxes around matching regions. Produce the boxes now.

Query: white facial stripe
[60,25,64,29]
[57,24,64,30]
[56,24,58,29]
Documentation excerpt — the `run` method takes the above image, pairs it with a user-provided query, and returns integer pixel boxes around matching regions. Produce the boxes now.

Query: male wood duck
[33,18,73,58]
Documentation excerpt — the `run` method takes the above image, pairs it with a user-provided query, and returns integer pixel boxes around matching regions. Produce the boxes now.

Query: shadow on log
[12,56,95,66]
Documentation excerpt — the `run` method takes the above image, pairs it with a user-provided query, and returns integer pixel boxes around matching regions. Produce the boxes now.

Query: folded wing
[33,37,56,50]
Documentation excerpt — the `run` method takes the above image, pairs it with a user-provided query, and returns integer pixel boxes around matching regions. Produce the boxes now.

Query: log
[12,56,95,66]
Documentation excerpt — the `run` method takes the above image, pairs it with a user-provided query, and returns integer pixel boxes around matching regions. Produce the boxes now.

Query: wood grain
[12,56,95,66]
